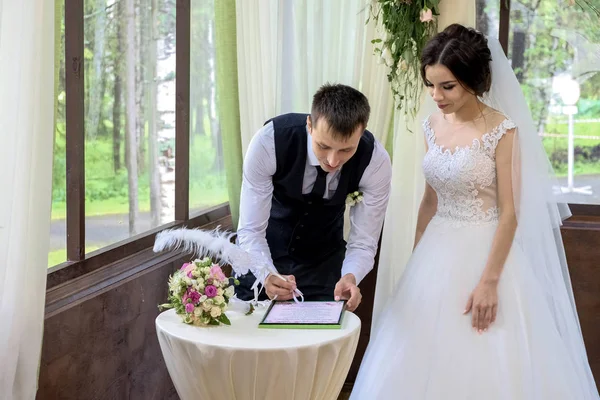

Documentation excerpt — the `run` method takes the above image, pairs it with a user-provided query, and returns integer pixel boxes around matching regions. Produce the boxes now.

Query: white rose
[184,277,192,286]
[217,288,224,296]
[210,307,222,318]
[214,295,225,305]
[202,302,212,312]
[197,277,205,285]
[400,59,408,72]
[381,48,393,67]
[194,308,202,317]
[225,286,235,298]
[199,295,207,303]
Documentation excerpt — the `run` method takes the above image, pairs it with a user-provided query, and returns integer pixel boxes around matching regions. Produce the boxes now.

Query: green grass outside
[50,183,228,220]
[542,121,600,176]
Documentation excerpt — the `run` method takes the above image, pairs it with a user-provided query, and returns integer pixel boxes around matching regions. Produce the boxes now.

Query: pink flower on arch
[420,8,433,23]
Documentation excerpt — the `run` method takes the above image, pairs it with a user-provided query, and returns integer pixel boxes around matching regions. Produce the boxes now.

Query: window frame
[50,0,228,288]
[496,0,600,225]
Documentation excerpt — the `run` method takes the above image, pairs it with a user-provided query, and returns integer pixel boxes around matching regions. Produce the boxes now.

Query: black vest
[265,113,374,263]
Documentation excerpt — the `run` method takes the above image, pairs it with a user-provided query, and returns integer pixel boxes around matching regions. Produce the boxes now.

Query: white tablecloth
[156,307,361,400]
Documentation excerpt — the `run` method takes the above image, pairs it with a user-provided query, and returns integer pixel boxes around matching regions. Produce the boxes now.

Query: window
[50,3,67,267]
[478,0,600,206]
[82,0,177,254]
[49,0,229,270]
[190,0,228,214]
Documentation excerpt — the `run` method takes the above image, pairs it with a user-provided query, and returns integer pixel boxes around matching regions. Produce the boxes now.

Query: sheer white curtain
[235,0,393,155]
[373,0,477,324]
[0,1,55,398]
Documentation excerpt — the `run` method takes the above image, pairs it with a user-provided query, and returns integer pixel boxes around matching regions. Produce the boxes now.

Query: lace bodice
[422,117,516,224]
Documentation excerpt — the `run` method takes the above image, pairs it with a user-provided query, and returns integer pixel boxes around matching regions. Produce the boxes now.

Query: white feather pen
[153,227,276,280]
[153,227,304,303]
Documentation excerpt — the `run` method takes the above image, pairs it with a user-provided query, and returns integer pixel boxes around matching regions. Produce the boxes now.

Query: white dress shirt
[237,121,392,285]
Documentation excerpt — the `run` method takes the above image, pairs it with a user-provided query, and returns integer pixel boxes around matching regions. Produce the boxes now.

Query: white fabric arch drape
[373,1,477,325]
[235,0,393,154]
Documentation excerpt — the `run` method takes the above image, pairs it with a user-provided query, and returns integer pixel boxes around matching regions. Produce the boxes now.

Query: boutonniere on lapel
[346,191,364,207]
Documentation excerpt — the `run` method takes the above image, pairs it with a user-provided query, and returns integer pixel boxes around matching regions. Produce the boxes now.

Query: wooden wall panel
[562,226,600,388]
[37,257,184,400]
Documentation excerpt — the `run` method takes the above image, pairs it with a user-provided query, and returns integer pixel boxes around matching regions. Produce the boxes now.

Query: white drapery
[235,0,393,154]
[373,1,477,324]
[0,1,55,398]
[235,0,393,240]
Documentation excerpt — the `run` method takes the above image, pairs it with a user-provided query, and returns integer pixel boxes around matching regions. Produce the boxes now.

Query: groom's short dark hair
[311,83,370,139]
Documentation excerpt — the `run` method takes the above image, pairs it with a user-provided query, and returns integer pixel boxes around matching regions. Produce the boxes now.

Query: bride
[350,24,599,399]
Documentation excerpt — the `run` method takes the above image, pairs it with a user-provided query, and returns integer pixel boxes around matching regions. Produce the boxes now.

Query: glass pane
[189,0,228,215]
[476,0,500,39]
[84,0,176,252]
[478,0,600,205]
[50,3,67,268]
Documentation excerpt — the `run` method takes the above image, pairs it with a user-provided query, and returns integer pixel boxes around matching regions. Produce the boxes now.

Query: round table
[156,307,361,400]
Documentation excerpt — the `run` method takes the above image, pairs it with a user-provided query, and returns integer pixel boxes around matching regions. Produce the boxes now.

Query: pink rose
[420,8,433,22]
[210,265,227,281]
[185,303,195,313]
[181,262,194,275]
[180,262,191,270]
[204,285,218,298]
[182,289,201,304]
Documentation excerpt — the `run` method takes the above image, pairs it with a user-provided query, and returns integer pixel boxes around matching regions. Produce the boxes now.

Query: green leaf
[219,314,232,325]
[371,38,382,44]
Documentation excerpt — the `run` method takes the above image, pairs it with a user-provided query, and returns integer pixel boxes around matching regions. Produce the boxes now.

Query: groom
[235,83,391,311]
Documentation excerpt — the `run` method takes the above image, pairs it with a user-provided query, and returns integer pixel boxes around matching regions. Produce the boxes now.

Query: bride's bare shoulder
[427,111,444,125]
[483,107,508,124]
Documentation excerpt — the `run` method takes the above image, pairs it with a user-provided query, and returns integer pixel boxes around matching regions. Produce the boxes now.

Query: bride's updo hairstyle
[420,24,492,97]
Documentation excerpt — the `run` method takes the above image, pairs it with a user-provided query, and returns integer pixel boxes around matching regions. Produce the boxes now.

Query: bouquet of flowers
[153,227,302,323]
[159,257,238,326]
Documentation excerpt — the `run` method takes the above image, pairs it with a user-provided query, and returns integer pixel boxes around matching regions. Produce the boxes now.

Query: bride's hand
[463,280,498,333]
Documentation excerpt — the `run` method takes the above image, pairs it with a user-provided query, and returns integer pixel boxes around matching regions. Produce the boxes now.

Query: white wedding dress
[349,115,600,399]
